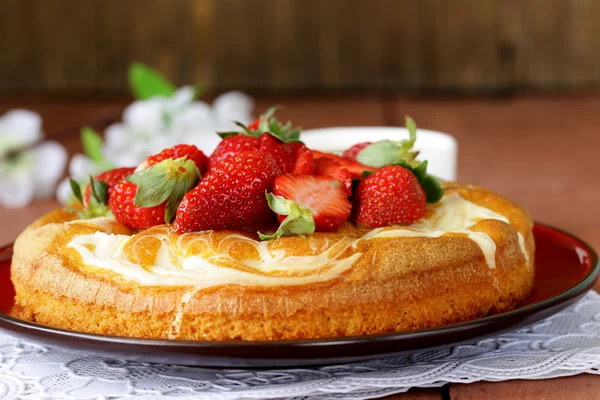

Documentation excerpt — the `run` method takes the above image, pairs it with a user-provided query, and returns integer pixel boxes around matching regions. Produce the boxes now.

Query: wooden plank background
[2,0,600,95]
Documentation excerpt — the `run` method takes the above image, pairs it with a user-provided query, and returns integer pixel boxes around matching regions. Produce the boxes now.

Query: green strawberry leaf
[356,115,419,168]
[259,193,315,240]
[81,127,104,164]
[89,176,108,205]
[69,179,83,205]
[233,121,261,137]
[127,157,201,224]
[393,159,444,204]
[421,175,444,203]
[68,177,112,219]
[217,131,240,139]
[128,62,176,100]
[220,105,302,143]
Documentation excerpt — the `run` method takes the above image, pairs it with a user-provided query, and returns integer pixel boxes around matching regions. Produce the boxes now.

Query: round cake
[12,183,534,340]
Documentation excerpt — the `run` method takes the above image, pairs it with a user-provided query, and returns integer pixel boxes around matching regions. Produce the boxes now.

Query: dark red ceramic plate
[0,223,598,368]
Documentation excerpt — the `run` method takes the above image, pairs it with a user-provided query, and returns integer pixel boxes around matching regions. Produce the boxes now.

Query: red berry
[353,165,426,228]
[286,142,317,175]
[259,134,293,173]
[83,167,136,206]
[208,135,260,170]
[273,174,351,232]
[138,144,208,174]
[343,142,372,161]
[173,151,282,233]
[315,158,352,196]
[109,180,166,230]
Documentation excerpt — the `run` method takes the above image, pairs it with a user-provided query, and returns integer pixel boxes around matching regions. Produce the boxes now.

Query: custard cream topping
[67,193,527,288]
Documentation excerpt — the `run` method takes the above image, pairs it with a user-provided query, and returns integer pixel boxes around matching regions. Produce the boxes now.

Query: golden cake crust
[11,183,535,340]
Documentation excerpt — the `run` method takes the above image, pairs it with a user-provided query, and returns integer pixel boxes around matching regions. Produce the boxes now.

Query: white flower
[212,91,254,129]
[0,110,67,208]
[102,88,255,166]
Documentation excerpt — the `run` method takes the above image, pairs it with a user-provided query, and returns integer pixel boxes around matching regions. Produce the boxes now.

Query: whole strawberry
[208,134,260,170]
[138,144,208,174]
[353,165,426,228]
[83,167,135,206]
[173,151,281,233]
[110,157,200,230]
[343,142,372,161]
[209,106,302,171]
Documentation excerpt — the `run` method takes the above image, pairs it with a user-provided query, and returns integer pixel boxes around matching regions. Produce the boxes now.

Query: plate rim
[0,222,598,351]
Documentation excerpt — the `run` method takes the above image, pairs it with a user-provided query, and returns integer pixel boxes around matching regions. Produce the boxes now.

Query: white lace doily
[2,291,600,400]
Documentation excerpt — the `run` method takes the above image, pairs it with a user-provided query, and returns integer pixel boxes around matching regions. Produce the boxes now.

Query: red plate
[0,223,598,367]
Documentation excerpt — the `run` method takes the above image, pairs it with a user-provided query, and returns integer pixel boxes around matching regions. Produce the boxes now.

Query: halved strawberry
[109,157,200,230]
[315,158,352,196]
[173,151,282,233]
[343,142,372,161]
[138,144,208,174]
[271,174,351,233]
[83,167,136,206]
[286,142,316,175]
[311,150,376,179]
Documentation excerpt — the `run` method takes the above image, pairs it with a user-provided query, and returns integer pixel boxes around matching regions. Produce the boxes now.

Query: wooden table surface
[1,95,599,399]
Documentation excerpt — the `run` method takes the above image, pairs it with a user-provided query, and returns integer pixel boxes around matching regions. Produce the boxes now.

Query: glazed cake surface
[11,183,535,340]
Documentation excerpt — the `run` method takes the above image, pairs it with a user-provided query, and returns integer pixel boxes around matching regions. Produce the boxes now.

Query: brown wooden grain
[4,0,600,94]
[450,375,600,400]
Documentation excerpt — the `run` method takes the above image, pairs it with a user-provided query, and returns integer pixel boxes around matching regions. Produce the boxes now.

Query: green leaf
[128,62,176,100]
[81,127,105,164]
[69,179,83,205]
[127,157,200,223]
[217,131,239,139]
[259,193,315,240]
[89,176,108,205]
[422,175,444,203]
[355,116,419,168]
[233,121,260,137]
[356,140,402,167]
[392,160,445,204]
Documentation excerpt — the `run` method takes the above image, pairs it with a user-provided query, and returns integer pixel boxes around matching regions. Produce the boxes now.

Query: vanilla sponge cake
[11,183,534,340]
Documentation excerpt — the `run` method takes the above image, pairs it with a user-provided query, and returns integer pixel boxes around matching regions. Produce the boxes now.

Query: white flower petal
[180,130,222,155]
[123,99,166,131]
[171,102,213,132]
[69,154,99,180]
[167,86,196,112]
[104,123,131,150]
[111,153,143,168]
[0,109,44,153]
[32,141,68,198]
[0,175,35,208]
[55,177,74,205]
[212,91,254,122]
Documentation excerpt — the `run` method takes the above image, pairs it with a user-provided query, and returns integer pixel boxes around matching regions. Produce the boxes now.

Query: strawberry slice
[311,150,376,179]
[286,142,316,175]
[315,158,352,196]
[271,174,351,233]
